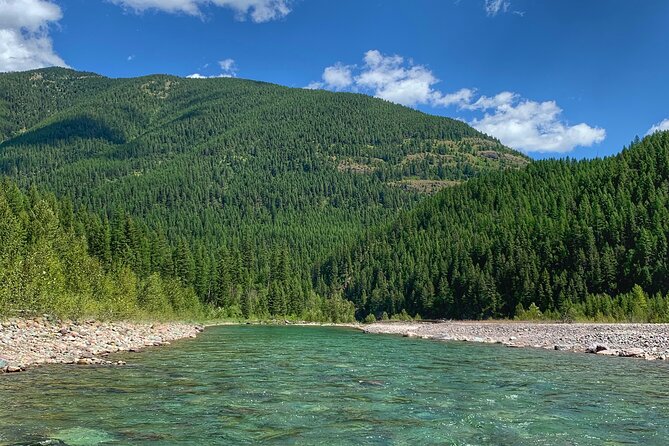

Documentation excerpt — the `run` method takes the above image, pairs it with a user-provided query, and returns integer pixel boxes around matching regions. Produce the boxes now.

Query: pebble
[0,318,202,373]
[362,322,669,361]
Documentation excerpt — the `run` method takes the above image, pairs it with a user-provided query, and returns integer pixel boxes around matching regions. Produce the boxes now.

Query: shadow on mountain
[1,116,125,148]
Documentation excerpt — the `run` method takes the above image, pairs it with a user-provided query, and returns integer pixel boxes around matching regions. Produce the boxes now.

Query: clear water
[1,326,668,445]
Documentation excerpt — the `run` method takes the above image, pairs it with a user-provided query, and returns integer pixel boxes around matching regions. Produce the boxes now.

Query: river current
[1,325,667,445]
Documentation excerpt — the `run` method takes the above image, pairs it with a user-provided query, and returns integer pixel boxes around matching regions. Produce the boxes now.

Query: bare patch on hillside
[388,179,462,194]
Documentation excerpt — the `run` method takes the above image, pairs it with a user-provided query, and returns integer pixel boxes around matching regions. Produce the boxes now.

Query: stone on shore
[0,318,203,373]
[620,347,646,358]
[362,321,669,361]
[586,344,609,353]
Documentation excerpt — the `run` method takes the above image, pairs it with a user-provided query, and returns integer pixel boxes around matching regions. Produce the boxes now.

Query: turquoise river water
[1,325,668,445]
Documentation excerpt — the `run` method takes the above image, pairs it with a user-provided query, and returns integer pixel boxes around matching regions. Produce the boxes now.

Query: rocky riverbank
[0,317,204,373]
[362,321,669,360]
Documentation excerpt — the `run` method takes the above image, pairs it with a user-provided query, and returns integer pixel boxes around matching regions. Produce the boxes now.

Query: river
[1,325,668,445]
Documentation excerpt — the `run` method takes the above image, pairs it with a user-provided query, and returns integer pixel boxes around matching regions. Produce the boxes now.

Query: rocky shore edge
[362,321,669,361]
[0,317,204,374]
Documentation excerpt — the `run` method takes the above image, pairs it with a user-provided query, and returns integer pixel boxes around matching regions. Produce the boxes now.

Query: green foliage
[514,303,543,321]
[316,132,669,321]
[0,179,204,320]
[363,313,377,323]
[562,285,669,323]
[0,67,522,320]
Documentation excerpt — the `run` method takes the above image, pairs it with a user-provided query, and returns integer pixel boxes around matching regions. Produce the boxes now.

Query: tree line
[315,132,669,322]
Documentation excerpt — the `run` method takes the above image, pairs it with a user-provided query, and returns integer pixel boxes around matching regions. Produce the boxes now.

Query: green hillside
[0,179,203,319]
[0,67,526,318]
[315,132,669,322]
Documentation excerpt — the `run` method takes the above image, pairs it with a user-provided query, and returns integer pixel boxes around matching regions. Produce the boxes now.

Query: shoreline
[4,319,669,374]
[361,321,669,360]
[0,317,204,374]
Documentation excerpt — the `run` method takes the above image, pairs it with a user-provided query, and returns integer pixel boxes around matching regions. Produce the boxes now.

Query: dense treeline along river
[1,326,668,445]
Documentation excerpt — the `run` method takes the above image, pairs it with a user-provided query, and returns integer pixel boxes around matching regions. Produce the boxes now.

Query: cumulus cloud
[322,63,353,89]
[646,119,669,136]
[306,50,473,109]
[218,58,237,76]
[187,57,238,78]
[0,0,68,72]
[109,0,292,22]
[307,50,606,153]
[433,88,475,107]
[470,95,606,152]
[306,63,353,90]
[464,91,516,110]
[485,0,510,16]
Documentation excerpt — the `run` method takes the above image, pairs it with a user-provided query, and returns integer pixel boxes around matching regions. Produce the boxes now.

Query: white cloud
[307,63,353,90]
[109,0,292,22]
[464,91,516,110]
[0,0,67,72]
[485,0,510,16]
[306,50,472,109]
[322,63,353,90]
[307,50,606,153]
[304,81,322,90]
[646,119,669,136]
[187,58,237,78]
[356,50,439,106]
[471,97,606,153]
[218,58,237,76]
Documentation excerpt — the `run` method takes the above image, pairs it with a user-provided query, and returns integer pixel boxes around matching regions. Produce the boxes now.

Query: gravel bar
[0,317,204,373]
[362,321,669,360]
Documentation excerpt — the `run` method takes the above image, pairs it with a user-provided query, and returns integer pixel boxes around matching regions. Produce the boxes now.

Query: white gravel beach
[362,321,669,360]
[0,317,203,373]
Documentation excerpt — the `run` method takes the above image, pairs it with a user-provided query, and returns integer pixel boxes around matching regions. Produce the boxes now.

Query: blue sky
[1,0,668,158]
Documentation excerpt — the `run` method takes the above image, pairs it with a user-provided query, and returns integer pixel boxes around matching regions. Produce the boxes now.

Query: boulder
[586,344,609,353]
[620,348,646,358]
[596,349,619,356]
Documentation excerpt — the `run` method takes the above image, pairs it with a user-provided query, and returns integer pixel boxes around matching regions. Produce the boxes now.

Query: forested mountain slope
[0,67,526,317]
[0,179,203,319]
[315,132,669,322]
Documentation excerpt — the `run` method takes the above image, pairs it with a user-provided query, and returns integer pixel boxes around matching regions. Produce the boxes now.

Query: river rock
[586,344,609,353]
[596,349,619,356]
[620,348,646,358]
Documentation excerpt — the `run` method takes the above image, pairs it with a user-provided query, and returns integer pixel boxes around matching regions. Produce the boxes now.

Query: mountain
[0,67,526,318]
[315,132,669,322]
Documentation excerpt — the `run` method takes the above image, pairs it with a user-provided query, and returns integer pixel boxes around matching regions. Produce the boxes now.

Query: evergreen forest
[1,68,668,322]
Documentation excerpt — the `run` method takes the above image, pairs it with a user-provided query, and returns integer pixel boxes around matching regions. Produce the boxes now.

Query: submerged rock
[52,427,114,446]
[12,439,68,445]
[358,379,384,386]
